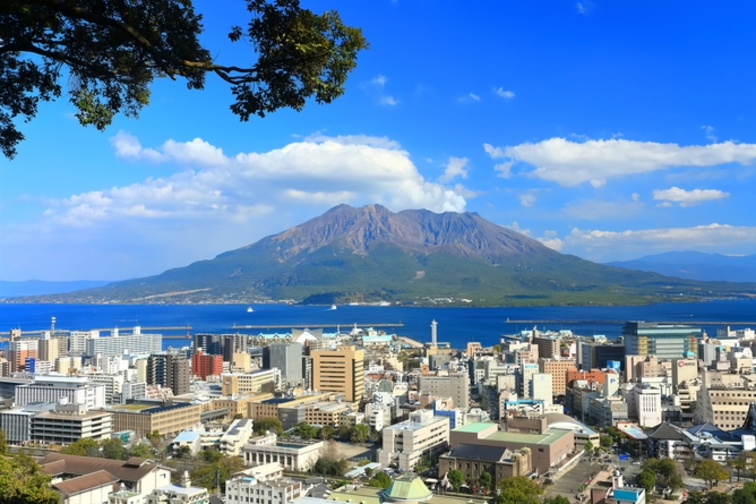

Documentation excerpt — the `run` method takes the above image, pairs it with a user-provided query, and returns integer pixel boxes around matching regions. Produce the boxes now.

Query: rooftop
[485,428,572,445]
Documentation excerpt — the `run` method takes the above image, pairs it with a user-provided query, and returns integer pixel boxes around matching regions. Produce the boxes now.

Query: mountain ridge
[6,204,756,306]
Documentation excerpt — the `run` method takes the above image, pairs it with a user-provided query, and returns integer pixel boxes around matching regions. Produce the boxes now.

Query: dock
[505,319,756,326]
[231,322,404,330]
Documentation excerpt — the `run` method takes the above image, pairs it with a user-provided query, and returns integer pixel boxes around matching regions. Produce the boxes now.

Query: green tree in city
[732,482,756,504]
[695,460,730,490]
[369,471,392,489]
[318,425,335,440]
[544,496,571,504]
[600,435,613,447]
[643,458,683,489]
[447,469,464,492]
[706,493,733,504]
[255,417,284,436]
[146,430,162,448]
[0,428,7,456]
[729,453,749,483]
[0,453,60,504]
[233,413,244,420]
[294,421,318,439]
[313,456,348,477]
[0,0,368,159]
[637,469,656,495]
[100,437,126,460]
[478,472,492,491]
[497,475,543,504]
[60,437,99,456]
[685,490,707,504]
[129,443,153,458]
[349,424,370,443]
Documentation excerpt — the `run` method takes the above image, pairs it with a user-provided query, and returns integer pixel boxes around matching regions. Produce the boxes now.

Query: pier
[231,322,404,330]
[505,319,756,326]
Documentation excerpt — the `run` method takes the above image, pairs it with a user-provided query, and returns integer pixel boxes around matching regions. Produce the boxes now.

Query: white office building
[86,328,162,358]
[70,330,100,356]
[15,376,106,410]
[379,409,450,471]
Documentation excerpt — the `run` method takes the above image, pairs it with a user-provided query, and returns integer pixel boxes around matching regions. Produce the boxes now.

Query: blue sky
[3,0,756,281]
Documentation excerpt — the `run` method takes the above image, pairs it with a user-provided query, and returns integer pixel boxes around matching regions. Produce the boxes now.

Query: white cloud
[8,135,469,280]
[458,93,481,103]
[631,193,640,202]
[519,193,537,207]
[371,75,388,87]
[576,1,595,14]
[702,125,717,143]
[505,221,531,236]
[494,87,515,99]
[439,157,469,183]
[484,137,756,187]
[380,95,398,106]
[563,223,756,261]
[562,198,644,221]
[652,186,730,207]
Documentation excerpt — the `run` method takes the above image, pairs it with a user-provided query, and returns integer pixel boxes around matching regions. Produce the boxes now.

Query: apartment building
[86,329,163,357]
[191,350,224,380]
[539,358,576,395]
[9,340,37,373]
[311,345,365,403]
[220,418,254,456]
[379,409,450,471]
[226,469,302,504]
[695,370,756,430]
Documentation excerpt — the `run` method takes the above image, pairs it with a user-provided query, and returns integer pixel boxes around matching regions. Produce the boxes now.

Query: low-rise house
[39,453,171,495]
[52,470,120,504]
[146,472,208,504]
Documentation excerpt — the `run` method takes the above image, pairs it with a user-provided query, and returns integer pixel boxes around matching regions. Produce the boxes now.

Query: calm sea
[2,299,756,350]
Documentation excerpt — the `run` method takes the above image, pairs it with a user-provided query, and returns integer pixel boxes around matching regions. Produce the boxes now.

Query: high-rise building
[8,340,37,373]
[578,341,625,370]
[311,345,364,403]
[263,343,303,387]
[623,322,701,360]
[419,372,470,409]
[147,353,190,396]
[69,330,100,355]
[38,338,60,362]
[539,358,576,395]
[86,328,162,357]
[191,349,224,380]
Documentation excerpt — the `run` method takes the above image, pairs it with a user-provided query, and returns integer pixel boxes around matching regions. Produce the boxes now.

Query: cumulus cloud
[652,186,730,207]
[562,223,756,261]
[576,1,595,14]
[494,87,515,99]
[484,137,756,187]
[439,157,469,183]
[10,135,469,280]
[702,125,717,143]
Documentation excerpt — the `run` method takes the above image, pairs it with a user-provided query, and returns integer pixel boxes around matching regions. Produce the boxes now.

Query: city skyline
[3,0,756,281]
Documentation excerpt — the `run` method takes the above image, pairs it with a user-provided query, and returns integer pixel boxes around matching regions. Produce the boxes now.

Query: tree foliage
[637,469,656,495]
[643,458,683,489]
[255,417,284,436]
[369,471,392,489]
[447,469,464,492]
[60,437,99,456]
[545,496,571,504]
[129,443,153,458]
[100,437,126,460]
[0,452,60,504]
[0,0,368,159]
[294,421,318,439]
[349,424,370,443]
[497,475,543,504]
[313,456,348,477]
[695,460,730,490]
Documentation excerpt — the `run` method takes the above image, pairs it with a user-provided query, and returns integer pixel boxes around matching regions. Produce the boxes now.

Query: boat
[331,304,337,310]
[246,306,254,313]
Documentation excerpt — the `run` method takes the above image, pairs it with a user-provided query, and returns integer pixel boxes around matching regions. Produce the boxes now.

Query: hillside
[606,251,756,283]
[8,205,756,306]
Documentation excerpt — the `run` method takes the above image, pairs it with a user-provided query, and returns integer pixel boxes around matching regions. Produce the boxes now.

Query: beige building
[450,417,574,475]
[212,393,273,420]
[222,369,280,396]
[419,373,469,410]
[379,409,450,471]
[695,369,756,430]
[311,345,365,403]
[305,402,352,427]
[539,358,576,395]
[109,401,202,437]
[248,392,333,421]
[32,403,113,445]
